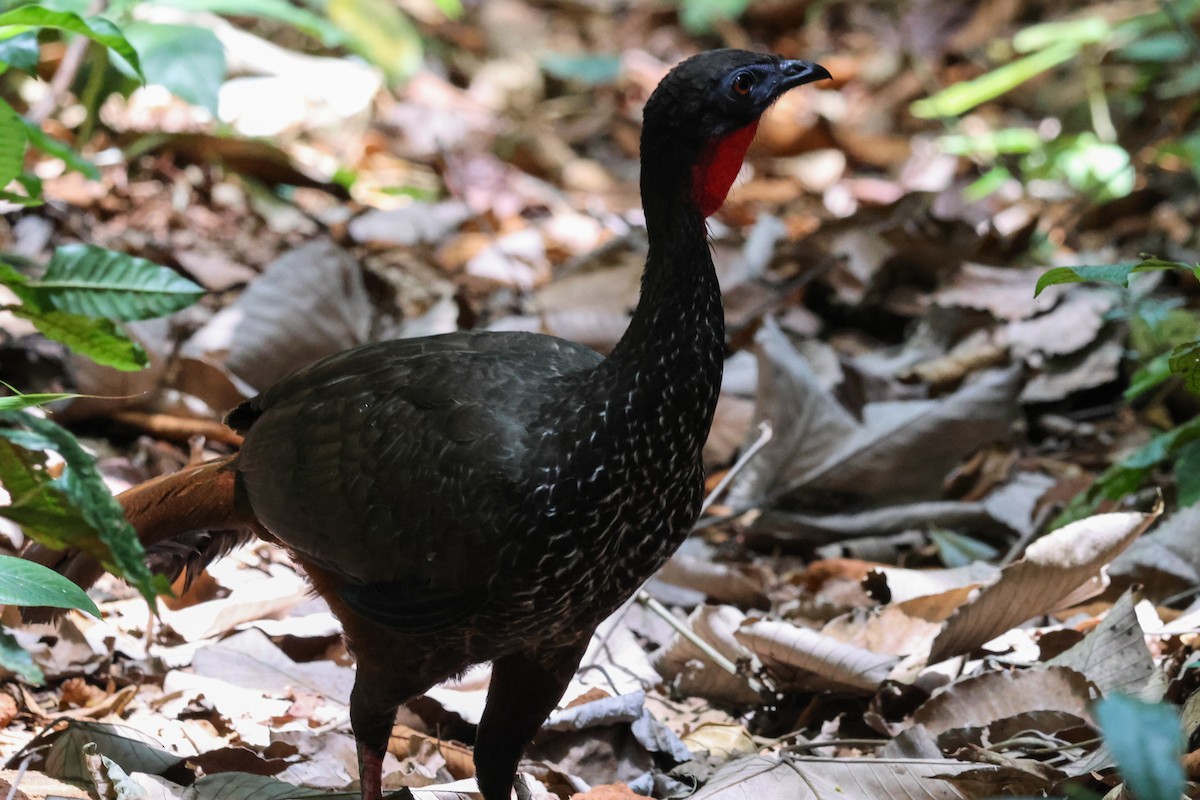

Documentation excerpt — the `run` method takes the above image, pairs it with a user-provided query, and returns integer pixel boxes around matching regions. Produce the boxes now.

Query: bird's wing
[231,331,602,631]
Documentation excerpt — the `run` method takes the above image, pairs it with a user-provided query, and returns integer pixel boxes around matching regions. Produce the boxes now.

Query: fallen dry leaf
[928,510,1157,664]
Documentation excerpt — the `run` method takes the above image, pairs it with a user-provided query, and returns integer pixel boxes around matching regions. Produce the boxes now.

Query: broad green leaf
[327,0,422,84]
[0,628,43,684]
[0,412,166,603]
[0,259,42,308]
[430,0,463,19]
[1034,261,1180,297]
[23,121,99,180]
[1054,415,1200,527]
[0,7,143,80]
[0,391,81,411]
[1175,438,1200,507]
[1012,17,1111,52]
[1048,136,1134,201]
[146,0,343,46]
[119,23,225,114]
[541,53,622,86]
[912,41,1079,118]
[0,188,42,205]
[34,244,204,321]
[1120,32,1192,62]
[1094,694,1185,800]
[1169,341,1200,395]
[930,529,999,569]
[40,720,183,783]
[0,30,40,73]
[0,554,100,615]
[187,772,326,800]
[10,306,148,371]
[678,0,751,33]
[939,127,1042,158]
[0,435,99,549]
[0,98,27,188]
[1124,352,1172,401]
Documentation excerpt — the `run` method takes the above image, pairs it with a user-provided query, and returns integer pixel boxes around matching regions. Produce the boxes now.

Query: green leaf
[145,0,344,46]
[0,98,28,189]
[119,23,225,114]
[40,720,183,783]
[1012,17,1111,52]
[0,413,167,603]
[0,628,43,684]
[1046,135,1134,202]
[187,772,326,800]
[1168,341,1200,395]
[10,306,148,371]
[1175,438,1200,507]
[327,0,422,83]
[678,0,751,33]
[911,41,1080,118]
[23,121,99,180]
[1119,32,1192,62]
[0,391,81,412]
[0,259,42,308]
[34,244,205,320]
[0,7,144,81]
[930,529,999,568]
[540,53,622,86]
[0,435,98,561]
[1094,694,1185,800]
[0,554,100,615]
[1033,260,1182,297]
[1124,352,1173,401]
[1053,415,1200,527]
[0,30,40,73]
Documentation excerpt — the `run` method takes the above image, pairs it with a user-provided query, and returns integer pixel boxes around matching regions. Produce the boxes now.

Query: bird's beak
[776,60,832,92]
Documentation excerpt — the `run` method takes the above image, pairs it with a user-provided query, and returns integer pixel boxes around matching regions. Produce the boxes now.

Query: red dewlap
[692,121,759,217]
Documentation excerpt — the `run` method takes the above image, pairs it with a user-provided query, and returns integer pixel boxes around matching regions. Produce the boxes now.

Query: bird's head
[641,49,831,217]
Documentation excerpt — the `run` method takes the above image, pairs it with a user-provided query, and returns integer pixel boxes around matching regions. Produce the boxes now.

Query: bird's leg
[474,642,588,800]
[350,666,437,800]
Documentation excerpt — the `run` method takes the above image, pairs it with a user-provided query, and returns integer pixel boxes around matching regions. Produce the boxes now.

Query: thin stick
[700,420,772,515]
[635,590,741,677]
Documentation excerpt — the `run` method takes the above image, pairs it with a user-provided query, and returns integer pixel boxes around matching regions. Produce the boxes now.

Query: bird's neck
[597,191,724,450]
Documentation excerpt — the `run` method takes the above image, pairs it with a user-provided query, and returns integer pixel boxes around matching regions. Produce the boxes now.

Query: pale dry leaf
[1110,502,1200,600]
[158,569,309,641]
[1019,336,1124,403]
[874,563,999,605]
[928,511,1156,664]
[735,618,897,692]
[725,317,859,511]
[680,723,757,760]
[752,501,1017,547]
[191,628,355,706]
[1047,589,1163,701]
[185,240,383,390]
[1001,289,1114,359]
[573,606,664,700]
[348,201,472,247]
[689,754,988,800]
[651,605,759,705]
[161,672,291,747]
[803,365,1022,503]
[933,263,1059,321]
[911,666,1098,735]
[657,549,768,608]
[820,606,943,658]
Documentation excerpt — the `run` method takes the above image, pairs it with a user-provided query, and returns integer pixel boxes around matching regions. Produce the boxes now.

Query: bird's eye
[731,71,755,96]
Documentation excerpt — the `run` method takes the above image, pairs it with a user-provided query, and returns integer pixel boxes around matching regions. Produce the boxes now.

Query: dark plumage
[23,49,830,800]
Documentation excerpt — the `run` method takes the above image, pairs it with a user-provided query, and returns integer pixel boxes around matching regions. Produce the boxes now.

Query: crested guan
[24,49,830,800]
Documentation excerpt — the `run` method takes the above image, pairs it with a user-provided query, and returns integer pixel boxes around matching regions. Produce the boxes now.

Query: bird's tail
[20,456,257,621]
